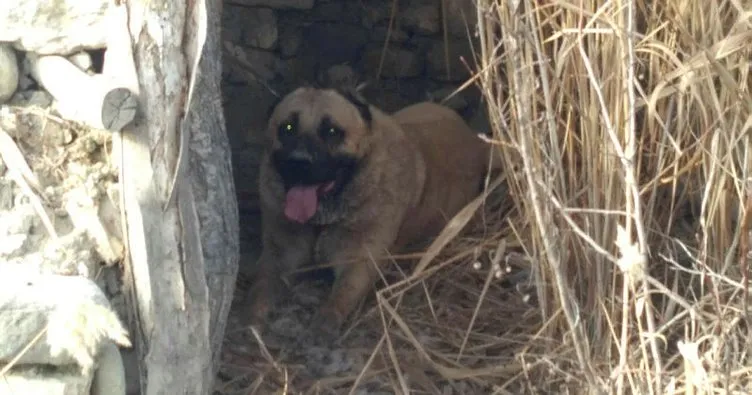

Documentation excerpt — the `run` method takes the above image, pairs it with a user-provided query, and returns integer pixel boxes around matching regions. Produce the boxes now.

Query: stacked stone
[222,0,481,116]
[1,2,133,394]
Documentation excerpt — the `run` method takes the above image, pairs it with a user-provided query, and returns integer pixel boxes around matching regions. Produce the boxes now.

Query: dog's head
[265,87,373,224]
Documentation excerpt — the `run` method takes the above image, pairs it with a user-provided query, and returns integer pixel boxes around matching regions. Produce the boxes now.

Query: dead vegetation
[218,0,752,394]
[469,0,751,392]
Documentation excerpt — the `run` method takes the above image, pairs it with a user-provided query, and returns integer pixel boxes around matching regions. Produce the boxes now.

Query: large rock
[302,23,370,65]
[0,0,111,55]
[358,79,416,113]
[224,43,288,83]
[401,0,441,35]
[426,38,478,81]
[231,0,314,9]
[0,266,130,372]
[360,0,392,28]
[370,24,410,44]
[0,44,19,104]
[308,1,360,24]
[223,81,279,147]
[319,64,359,90]
[223,5,278,50]
[362,46,423,78]
[0,365,93,395]
[277,24,302,58]
[290,23,369,83]
[1,343,126,395]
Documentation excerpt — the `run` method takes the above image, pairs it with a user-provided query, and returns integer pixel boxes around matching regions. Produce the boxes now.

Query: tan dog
[246,87,495,339]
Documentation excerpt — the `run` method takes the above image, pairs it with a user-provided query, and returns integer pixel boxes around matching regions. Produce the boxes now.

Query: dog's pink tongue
[284,186,319,223]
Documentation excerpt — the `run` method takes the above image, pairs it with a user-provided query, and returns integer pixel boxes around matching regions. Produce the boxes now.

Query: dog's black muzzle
[271,139,358,192]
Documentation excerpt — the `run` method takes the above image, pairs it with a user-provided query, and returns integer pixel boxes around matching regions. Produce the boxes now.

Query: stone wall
[223,0,486,266]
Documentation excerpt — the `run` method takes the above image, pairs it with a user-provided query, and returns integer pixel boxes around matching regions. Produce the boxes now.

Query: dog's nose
[287,149,313,162]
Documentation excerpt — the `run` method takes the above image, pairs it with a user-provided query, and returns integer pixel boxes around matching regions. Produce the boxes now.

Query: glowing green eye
[319,125,344,140]
[280,123,294,134]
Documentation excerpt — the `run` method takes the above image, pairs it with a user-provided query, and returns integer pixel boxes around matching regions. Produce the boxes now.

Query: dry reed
[407,0,752,393]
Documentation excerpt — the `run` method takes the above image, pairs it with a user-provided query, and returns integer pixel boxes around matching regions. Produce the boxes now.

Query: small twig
[737,177,752,320]
[0,130,58,239]
[0,129,43,193]
[0,326,48,376]
[457,239,506,360]
[376,0,400,81]
[249,326,281,372]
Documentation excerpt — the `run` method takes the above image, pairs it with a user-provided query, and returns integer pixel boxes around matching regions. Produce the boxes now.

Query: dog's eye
[324,127,344,140]
[281,122,295,133]
[318,117,345,144]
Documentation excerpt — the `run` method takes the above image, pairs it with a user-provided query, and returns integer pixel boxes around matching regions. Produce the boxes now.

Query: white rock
[0,267,131,373]
[90,343,127,395]
[0,44,19,103]
[9,90,54,108]
[0,365,93,395]
[0,203,37,258]
[67,52,93,72]
[231,0,315,9]
[0,0,111,55]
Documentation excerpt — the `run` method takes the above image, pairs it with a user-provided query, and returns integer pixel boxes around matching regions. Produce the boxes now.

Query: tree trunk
[117,0,239,393]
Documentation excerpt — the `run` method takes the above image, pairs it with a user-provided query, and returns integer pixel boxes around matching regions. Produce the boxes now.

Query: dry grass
[402,0,751,393]
[220,0,751,393]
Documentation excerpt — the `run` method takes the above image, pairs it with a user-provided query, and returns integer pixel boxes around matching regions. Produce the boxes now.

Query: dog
[245,86,497,340]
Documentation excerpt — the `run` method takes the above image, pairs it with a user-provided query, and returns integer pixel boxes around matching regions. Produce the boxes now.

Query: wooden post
[114,0,239,393]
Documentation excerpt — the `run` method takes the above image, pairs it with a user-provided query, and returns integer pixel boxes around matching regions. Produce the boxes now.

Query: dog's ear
[265,85,297,122]
[334,81,372,126]
[301,80,318,89]
[339,89,372,126]
[266,80,321,121]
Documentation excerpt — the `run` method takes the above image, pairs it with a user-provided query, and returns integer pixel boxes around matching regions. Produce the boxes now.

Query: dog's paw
[299,307,343,348]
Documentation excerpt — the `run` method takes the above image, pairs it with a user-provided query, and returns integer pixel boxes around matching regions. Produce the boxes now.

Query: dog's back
[391,102,493,249]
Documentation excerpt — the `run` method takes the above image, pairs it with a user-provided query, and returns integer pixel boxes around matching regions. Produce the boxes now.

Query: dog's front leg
[245,219,316,330]
[309,222,397,341]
